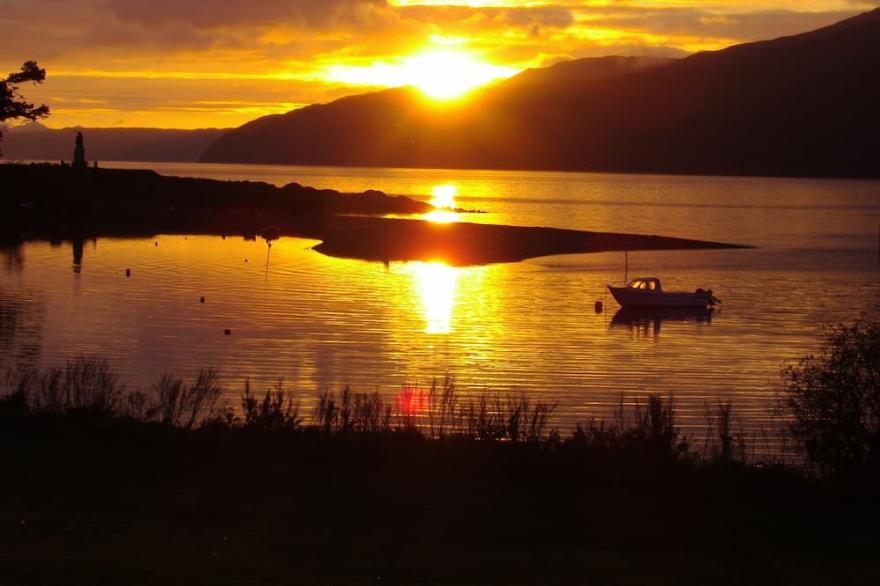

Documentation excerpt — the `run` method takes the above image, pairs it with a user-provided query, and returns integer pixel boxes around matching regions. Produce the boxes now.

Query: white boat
[607,277,719,309]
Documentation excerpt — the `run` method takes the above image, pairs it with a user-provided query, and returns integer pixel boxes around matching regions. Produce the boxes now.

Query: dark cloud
[85,20,226,52]
[0,0,398,63]
[107,0,389,29]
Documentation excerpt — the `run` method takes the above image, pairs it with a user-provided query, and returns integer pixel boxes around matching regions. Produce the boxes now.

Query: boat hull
[608,286,714,309]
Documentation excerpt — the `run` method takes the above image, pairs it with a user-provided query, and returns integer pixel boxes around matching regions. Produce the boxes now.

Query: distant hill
[3,126,228,163]
[201,9,880,178]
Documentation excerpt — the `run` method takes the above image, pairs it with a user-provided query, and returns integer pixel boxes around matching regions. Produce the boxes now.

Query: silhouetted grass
[4,356,880,585]
[0,348,875,477]
[0,356,777,467]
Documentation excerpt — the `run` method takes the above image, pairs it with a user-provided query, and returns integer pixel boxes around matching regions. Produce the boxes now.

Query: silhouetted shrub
[350,390,391,433]
[240,379,301,432]
[634,395,681,451]
[25,355,124,417]
[315,388,340,433]
[0,359,225,427]
[569,394,687,456]
[454,391,552,442]
[147,370,223,430]
[782,319,880,474]
[314,386,391,433]
[0,365,33,416]
[703,400,747,464]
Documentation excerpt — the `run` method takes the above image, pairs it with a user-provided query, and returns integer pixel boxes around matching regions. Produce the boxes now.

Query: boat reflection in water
[610,307,714,338]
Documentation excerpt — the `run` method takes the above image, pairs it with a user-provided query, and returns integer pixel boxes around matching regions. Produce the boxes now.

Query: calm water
[3,162,880,436]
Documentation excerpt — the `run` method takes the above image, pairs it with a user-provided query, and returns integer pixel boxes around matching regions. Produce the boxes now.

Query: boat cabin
[627,278,662,292]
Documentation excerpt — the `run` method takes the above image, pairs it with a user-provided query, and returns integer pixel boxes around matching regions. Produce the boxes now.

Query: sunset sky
[2,0,876,129]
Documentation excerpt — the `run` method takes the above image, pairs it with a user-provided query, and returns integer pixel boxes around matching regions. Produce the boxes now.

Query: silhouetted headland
[314,216,746,265]
[0,163,747,264]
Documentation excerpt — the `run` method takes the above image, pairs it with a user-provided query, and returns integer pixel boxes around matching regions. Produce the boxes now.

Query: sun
[425,183,459,223]
[327,50,518,100]
[431,184,457,208]
[402,51,515,99]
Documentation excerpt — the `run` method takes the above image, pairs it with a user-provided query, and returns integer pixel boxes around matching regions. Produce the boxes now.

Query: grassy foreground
[2,358,880,585]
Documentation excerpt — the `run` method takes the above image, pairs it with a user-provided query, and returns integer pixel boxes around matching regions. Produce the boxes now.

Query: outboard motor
[708,289,721,306]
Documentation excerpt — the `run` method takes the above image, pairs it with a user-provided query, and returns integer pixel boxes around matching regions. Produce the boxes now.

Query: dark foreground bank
[0,163,747,264]
[6,415,880,586]
[2,355,880,585]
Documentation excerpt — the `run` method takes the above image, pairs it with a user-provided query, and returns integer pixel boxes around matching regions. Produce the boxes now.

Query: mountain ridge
[502,56,675,87]
[201,8,880,178]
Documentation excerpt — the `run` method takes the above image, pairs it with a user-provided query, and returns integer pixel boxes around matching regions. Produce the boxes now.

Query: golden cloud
[0,0,870,128]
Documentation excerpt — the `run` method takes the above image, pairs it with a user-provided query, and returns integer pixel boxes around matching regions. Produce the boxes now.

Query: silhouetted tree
[0,61,50,155]
[783,319,880,474]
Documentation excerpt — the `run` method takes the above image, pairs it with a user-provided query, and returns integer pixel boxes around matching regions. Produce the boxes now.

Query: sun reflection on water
[412,261,460,334]
[425,183,460,223]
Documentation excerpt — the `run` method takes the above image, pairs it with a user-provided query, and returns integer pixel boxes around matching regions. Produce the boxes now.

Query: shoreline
[0,163,750,265]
